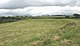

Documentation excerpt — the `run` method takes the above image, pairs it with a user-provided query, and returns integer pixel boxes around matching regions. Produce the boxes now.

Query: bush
[65,16,69,18]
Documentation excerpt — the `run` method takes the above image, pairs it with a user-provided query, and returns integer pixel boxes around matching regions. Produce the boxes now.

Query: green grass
[0,19,80,46]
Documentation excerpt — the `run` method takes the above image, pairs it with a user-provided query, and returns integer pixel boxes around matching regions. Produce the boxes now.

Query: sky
[0,0,80,16]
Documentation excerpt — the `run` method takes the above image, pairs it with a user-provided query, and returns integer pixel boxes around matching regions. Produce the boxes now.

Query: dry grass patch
[60,39,72,46]
[51,35,60,41]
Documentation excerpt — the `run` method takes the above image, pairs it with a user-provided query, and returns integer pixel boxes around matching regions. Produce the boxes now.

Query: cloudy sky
[0,0,80,16]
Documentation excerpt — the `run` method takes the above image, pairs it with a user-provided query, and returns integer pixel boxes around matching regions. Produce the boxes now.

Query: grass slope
[0,19,80,46]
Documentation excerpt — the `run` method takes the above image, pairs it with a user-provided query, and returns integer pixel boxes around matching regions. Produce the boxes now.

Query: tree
[73,14,80,18]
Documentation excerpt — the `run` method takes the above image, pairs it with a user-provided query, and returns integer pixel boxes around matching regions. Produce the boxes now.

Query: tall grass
[0,19,80,46]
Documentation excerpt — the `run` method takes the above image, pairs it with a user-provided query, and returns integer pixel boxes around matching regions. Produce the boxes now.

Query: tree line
[0,13,80,23]
[0,16,21,23]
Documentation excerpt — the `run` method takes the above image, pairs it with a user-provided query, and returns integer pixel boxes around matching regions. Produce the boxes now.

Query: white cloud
[0,6,80,16]
[25,6,80,16]
[0,0,80,16]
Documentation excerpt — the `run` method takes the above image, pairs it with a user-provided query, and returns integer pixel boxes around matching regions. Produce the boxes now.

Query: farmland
[0,19,80,46]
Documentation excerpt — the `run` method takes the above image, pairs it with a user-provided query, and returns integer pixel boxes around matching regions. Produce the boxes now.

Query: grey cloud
[0,0,79,9]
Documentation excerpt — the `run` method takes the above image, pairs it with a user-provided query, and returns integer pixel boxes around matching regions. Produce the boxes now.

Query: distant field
[0,19,80,46]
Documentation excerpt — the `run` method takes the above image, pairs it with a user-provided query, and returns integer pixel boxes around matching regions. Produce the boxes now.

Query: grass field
[0,19,80,46]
